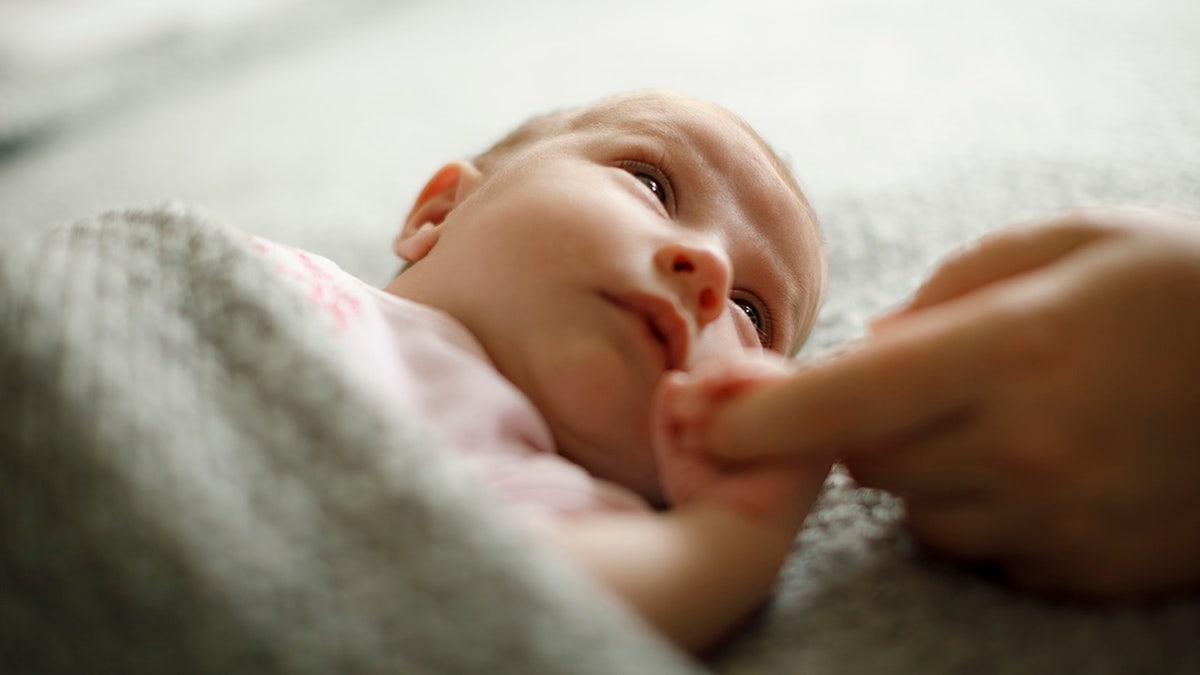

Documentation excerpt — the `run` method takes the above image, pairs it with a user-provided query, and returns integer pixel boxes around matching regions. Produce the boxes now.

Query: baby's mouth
[604,291,691,372]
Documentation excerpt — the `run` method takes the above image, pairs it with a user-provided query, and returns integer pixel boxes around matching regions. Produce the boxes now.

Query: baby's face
[398,92,824,504]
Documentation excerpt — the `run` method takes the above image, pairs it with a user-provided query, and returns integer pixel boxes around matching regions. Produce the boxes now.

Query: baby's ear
[395,161,482,261]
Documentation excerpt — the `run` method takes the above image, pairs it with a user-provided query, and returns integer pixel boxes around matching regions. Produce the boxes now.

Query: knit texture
[0,206,697,675]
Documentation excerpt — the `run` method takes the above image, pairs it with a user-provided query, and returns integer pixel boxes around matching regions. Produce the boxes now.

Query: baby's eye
[732,297,772,349]
[617,160,673,211]
[634,172,668,206]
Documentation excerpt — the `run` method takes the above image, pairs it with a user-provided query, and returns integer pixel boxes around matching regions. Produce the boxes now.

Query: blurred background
[2,0,1197,349]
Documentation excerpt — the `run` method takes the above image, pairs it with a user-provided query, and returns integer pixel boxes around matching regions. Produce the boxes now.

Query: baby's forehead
[568,93,745,153]
[569,93,807,202]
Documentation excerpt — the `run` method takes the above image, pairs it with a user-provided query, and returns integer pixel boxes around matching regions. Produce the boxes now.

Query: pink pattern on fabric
[246,236,362,332]
[290,249,363,331]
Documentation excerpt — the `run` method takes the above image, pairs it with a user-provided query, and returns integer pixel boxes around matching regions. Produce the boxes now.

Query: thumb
[885,214,1112,323]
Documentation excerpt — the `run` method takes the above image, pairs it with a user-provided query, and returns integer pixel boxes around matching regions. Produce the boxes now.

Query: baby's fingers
[664,354,795,429]
[652,370,713,462]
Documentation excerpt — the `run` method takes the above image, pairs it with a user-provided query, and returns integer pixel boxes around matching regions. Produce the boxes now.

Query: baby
[252,90,829,654]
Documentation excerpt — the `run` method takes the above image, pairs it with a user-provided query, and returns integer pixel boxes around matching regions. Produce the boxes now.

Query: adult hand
[703,206,1200,599]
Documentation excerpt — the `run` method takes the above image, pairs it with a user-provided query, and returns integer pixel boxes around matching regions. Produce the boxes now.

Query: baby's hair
[473,108,573,173]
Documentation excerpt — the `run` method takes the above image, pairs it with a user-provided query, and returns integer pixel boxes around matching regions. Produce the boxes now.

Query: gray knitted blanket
[0,207,696,675]
[4,205,1200,674]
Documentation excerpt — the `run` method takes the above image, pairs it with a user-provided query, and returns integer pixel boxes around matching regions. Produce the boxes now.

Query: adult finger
[899,213,1112,315]
[876,206,1198,333]
[705,291,1013,460]
[842,426,994,500]
[904,494,1031,562]
[706,215,1115,463]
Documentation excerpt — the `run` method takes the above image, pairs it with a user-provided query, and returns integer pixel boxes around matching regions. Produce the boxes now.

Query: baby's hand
[651,354,830,530]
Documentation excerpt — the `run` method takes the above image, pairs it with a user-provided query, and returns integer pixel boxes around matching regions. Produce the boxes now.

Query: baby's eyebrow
[620,117,692,151]
[578,107,701,165]
[757,238,807,357]
[783,278,813,357]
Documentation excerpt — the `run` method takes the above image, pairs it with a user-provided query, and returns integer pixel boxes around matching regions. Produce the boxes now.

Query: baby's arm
[546,357,831,654]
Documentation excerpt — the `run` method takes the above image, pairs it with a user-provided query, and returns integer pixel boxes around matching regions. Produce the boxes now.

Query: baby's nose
[654,241,732,330]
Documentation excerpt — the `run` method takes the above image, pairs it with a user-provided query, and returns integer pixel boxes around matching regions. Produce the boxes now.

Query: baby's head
[385,90,826,505]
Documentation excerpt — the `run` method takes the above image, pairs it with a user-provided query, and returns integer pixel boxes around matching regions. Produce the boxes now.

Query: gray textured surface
[3,1,1199,672]
[1,208,697,675]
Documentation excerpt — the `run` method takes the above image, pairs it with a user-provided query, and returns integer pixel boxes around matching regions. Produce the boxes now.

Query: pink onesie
[248,236,650,529]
